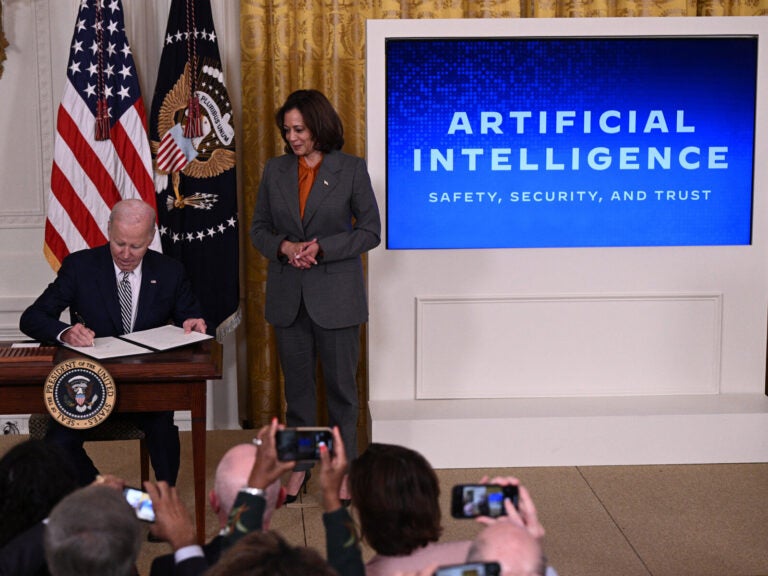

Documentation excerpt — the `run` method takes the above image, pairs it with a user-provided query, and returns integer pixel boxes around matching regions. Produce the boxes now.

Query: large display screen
[386,36,757,249]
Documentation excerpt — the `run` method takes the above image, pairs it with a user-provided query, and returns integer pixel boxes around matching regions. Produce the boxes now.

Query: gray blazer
[249,150,381,329]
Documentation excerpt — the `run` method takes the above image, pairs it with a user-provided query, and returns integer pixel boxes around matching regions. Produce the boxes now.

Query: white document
[63,325,211,359]
[63,337,154,360]
[119,325,212,352]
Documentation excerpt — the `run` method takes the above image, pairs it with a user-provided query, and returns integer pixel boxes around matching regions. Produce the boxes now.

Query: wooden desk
[0,340,222,543]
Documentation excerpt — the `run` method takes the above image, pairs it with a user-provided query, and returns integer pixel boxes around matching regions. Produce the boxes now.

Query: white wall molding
[416,293,722,399]
[370,394,768,468]
[0,0,50,229]
[0,296,34,340]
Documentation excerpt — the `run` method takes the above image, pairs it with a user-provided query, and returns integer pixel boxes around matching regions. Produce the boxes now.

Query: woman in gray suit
[250,89,381,503]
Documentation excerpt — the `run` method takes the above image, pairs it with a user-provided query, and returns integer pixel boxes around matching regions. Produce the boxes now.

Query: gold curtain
[239,0,768,447]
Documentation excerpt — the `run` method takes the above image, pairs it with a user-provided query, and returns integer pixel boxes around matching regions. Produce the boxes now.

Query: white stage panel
[417,294,722,399]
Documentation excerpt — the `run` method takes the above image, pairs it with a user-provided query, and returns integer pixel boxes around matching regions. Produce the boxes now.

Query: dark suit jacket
[20,244,203,342]
[149,535,223,576]
[249,150,381,329]
[0,522,48,576]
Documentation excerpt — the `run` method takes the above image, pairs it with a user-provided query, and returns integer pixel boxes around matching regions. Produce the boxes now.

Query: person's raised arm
[223,419,294,549]
[144,481,197,552]
[319,426,364,576]
[318,425,347,512]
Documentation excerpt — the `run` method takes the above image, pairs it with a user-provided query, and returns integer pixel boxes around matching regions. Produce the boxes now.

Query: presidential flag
[44,0,159,271]
[149,0,240,339]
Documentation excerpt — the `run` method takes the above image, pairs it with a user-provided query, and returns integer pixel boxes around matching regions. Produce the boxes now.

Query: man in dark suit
[19,199,207,486]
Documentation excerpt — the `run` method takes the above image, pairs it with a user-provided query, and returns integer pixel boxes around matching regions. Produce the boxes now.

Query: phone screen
[451,484,519,518]
[123,487,155,523]
[276,428,334,461]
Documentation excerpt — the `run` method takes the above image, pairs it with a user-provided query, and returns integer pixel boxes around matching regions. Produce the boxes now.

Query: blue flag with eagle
[149,0,240,339]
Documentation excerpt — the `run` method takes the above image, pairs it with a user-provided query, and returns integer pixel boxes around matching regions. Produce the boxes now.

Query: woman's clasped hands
[281,238,319,269]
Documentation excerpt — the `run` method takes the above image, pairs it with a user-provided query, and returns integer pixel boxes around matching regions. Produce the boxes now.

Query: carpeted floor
[2,430,767,576]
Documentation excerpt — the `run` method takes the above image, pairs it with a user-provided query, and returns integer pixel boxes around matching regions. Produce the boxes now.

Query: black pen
[73,312,94,347]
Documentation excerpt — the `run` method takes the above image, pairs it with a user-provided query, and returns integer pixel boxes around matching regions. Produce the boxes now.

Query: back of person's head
[467,522,546,576]
[206,530,337,576]
[44,485,141,576]
[0,439,78,547]
[212,443,283,529]
[349,442,442,556]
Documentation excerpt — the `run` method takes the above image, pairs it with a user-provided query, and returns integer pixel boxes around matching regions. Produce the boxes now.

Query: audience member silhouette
[146,419,363,576]
[468,522,546,576]
[0,439,79,576]
[148,441,284,576]
[467,476,558,576]
[0,440,78,548]
[206,422,365,576]
[44,485,141,576]
[349,443,472,575]
[1,433,558,576]
[205,530,337,576]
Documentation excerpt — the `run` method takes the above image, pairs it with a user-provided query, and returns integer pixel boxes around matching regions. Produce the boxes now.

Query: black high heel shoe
[284,470,311,504]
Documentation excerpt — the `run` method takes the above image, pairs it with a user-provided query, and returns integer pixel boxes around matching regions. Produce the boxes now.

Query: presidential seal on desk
[44,359,116,429]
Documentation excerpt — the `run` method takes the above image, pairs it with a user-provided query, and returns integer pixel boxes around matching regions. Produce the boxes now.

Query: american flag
[44,0,159,271]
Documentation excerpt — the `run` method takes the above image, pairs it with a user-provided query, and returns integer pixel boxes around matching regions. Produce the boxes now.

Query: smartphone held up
[123,486,155,523]
[450,484,519,519]
[276,427,334,461]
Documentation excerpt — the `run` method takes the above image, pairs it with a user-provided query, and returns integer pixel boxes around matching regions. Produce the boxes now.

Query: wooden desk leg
[190,380,207,544]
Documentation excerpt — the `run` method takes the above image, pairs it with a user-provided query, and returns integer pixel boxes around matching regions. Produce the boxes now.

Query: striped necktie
[118,271,132,334]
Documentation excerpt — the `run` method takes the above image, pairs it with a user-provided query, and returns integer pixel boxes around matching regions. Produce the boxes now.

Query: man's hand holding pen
[62,313,95,347]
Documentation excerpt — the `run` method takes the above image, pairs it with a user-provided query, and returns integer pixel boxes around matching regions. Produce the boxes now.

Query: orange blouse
[298,156,322,218]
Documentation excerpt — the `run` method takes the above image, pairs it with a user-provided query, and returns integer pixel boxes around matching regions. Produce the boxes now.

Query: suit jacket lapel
[302,151,339,227]
[95,245,123,335]
[134,252,158,331]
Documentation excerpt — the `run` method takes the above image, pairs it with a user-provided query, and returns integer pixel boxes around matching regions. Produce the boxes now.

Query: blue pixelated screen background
[385,37,757,249]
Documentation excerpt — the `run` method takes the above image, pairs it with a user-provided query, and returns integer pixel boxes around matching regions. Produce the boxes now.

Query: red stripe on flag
[49,162,107,247]
[158,145,187,173]
[56,105,123,207]
[43,218,69,272]
[156,135,173,158]
[168,152,187,172]
[131,99,156,210]
[111,103,156,209]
